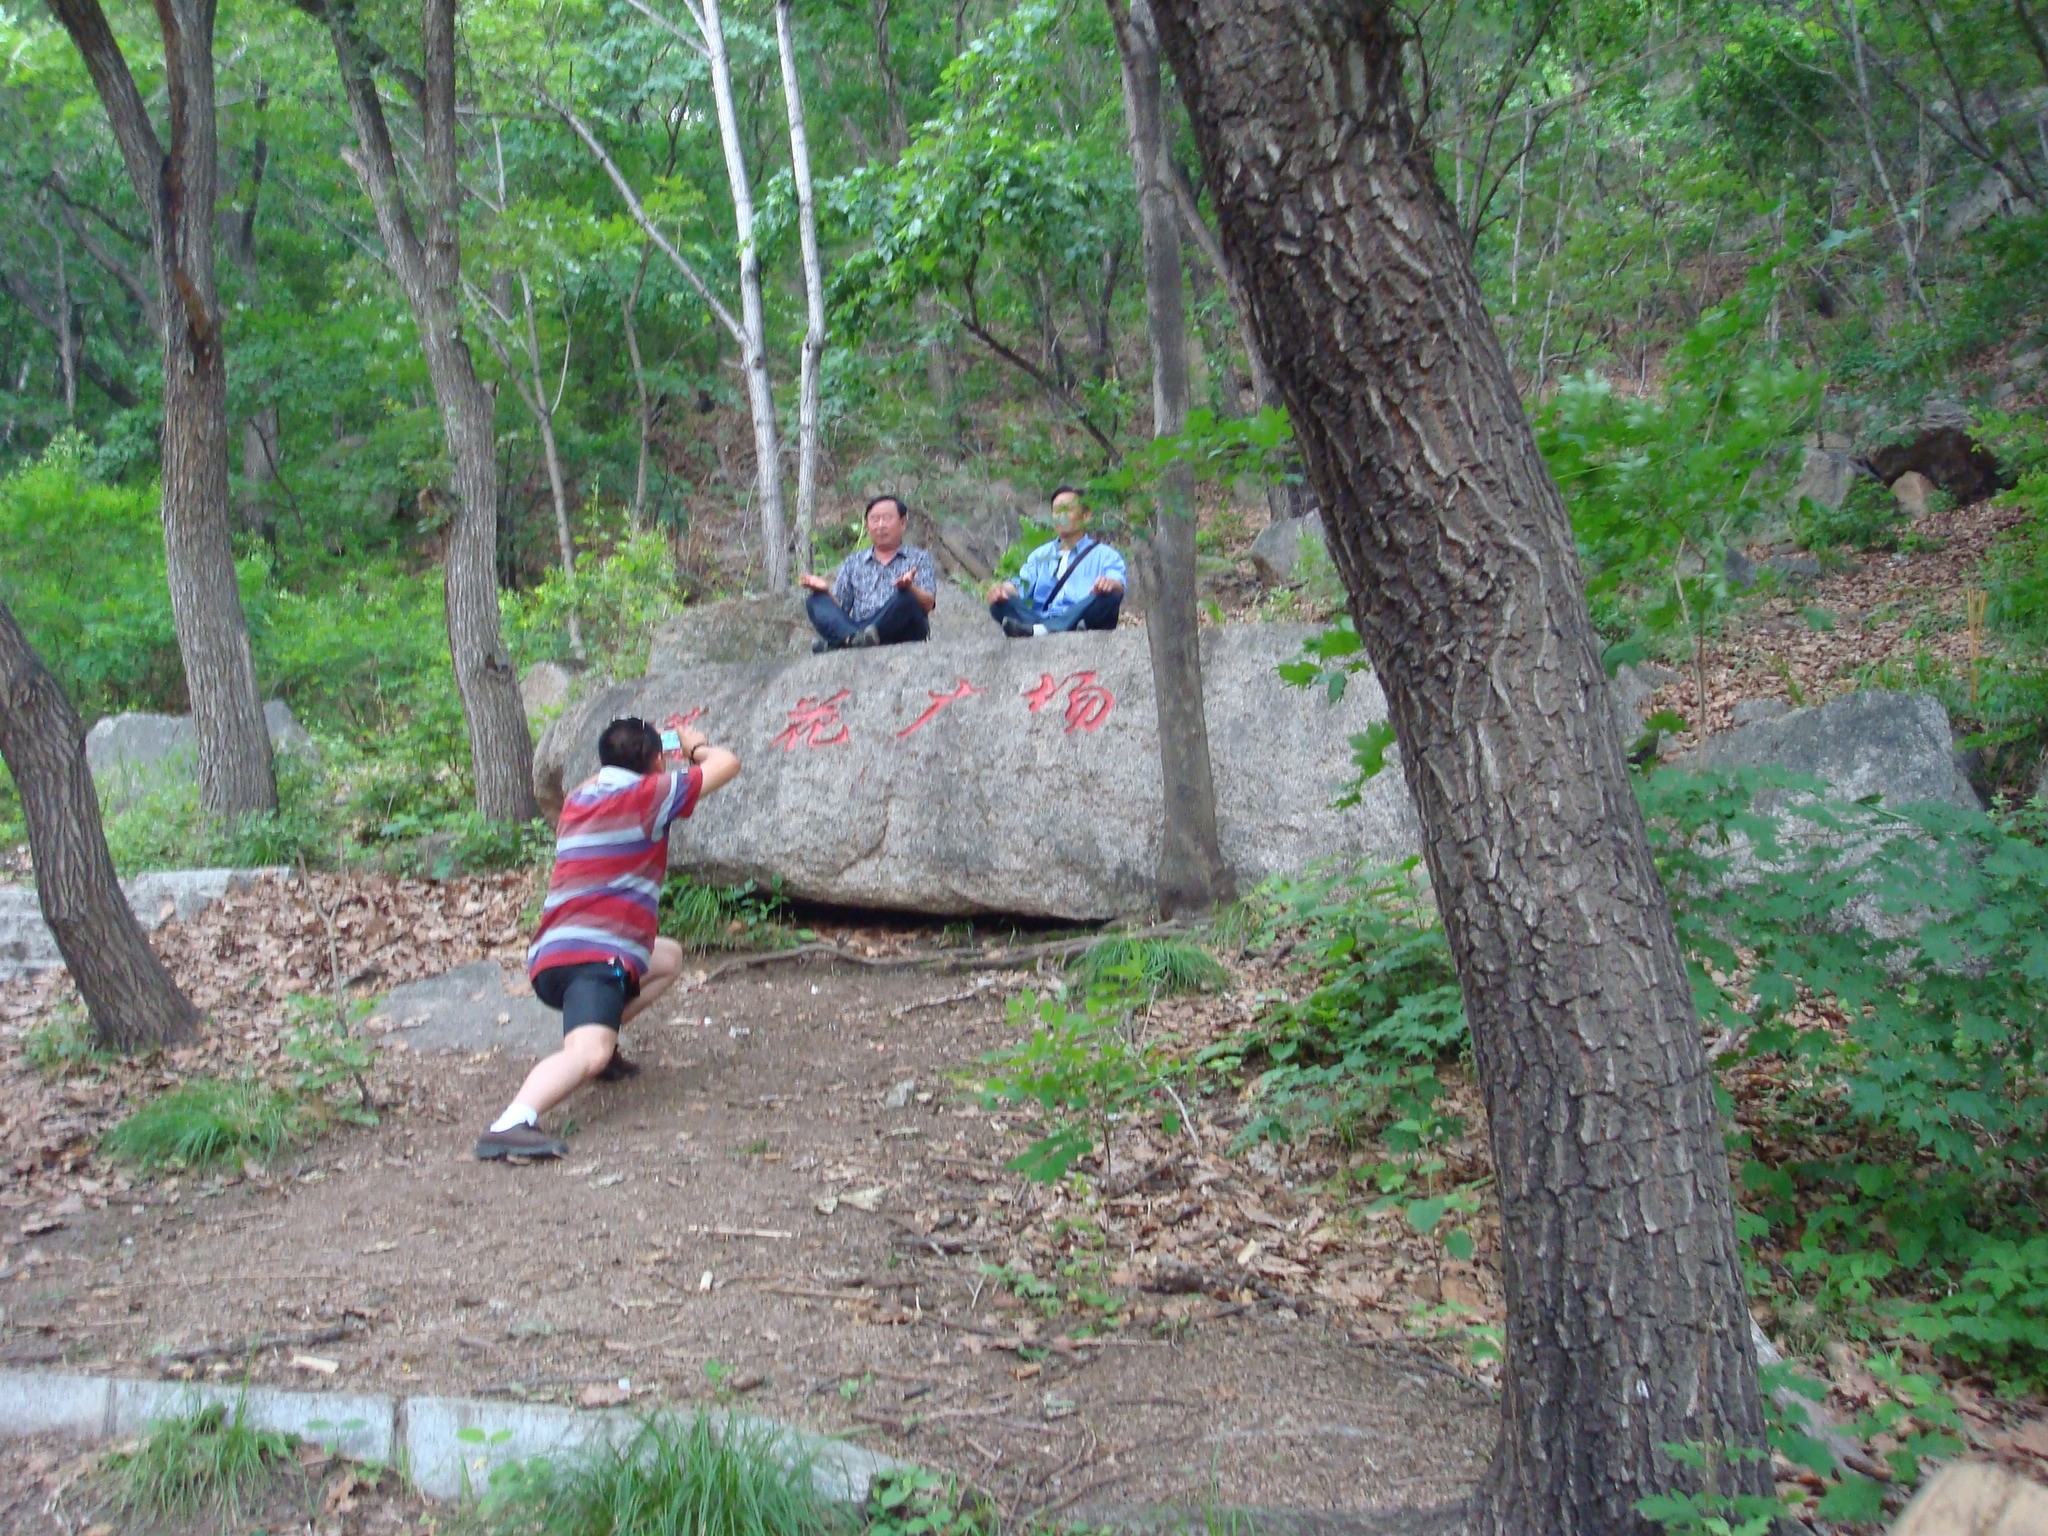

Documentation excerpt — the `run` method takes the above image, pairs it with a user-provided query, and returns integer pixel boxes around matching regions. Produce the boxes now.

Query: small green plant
[21,1005,107,1076]
[102,1077,298,1170]
[283,994,379,1127]
[1069,934,1226,997]
[980,986,1177,1183]
[477,1412,836,1536]
[659,876,793,952]
[979,1261,1060,1316]
[865,1468,991,1536]
[106,1398,297,1520]
[1795,476,1906,552]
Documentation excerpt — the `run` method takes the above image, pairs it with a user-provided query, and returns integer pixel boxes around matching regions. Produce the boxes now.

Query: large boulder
[1681,690,1980,811]
[538,624,1419,921]
[1248,514,1326,586]
[520,660,588,721]
[1862,401,2005,506]
[1790,432,1860,512]
[648,586,999,676]
[1886,1460,2048,1536]
[87,702,316,811]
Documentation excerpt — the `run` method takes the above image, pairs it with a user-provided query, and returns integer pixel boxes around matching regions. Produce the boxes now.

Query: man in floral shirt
[799,494,938,650]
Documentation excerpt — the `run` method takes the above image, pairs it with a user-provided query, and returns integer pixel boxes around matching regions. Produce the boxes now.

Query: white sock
[1032,624,1047,636]
[490,1103,538,1134]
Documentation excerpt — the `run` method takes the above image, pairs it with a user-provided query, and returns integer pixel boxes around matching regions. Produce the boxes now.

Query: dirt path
[1,959,1491,1524]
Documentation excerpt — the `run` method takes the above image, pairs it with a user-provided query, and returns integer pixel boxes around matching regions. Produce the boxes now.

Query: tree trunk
[510,274,585,660]
[47,0,277,821]
[0,599,199,1053]
[622,242,654,532]
[1147,4,1767,1531]
[321,0,537,823]
[699,0,789,588]
[776,0,826,577]
[1110,0,1232,919]
[228,93,280,532]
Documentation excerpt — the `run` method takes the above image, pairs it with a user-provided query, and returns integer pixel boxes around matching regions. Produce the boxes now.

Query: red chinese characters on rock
[661,707,706,734]
[896,679,980,739]
[773,690,852,751]
[1023,671,1115,734]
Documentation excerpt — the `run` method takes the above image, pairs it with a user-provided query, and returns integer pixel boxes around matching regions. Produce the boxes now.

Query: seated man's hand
[894,570,918,591]
[987,580,1016,602]
[798,572,831,593]
[1093,575,1125,595]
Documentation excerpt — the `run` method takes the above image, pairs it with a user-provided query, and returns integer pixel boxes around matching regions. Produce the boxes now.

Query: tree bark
[641,0,789,588]
[776,0,826,577]
[1109,0,1232,918]
[46,0,277,821]
[0,598,199,1053]
[227,109,281,532]
[315,0,537,823]
[1146,4,1767,1532]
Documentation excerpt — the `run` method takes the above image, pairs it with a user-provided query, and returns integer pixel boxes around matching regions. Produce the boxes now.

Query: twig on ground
[681,923,1191,991]
[159,1319,364,1364]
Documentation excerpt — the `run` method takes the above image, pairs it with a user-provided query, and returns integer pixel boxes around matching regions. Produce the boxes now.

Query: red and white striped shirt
[526,765,700,981]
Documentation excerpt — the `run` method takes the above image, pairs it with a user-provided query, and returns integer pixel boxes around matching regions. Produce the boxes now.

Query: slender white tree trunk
[520,276,584,659]
[699,0,789,588]
[622,242,654,532]
[777,0,826,577]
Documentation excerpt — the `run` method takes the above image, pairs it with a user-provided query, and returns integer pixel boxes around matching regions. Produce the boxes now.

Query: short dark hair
[598,716,662,773]
[1051,486,1086,506]
[865,493,908,520]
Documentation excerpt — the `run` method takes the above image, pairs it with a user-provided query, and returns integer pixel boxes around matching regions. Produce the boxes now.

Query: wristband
[689,743,711,765]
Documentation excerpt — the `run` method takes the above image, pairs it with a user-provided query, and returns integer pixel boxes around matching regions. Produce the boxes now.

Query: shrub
[107,1398,297,1520]
[1069,934,1226,997]
[659,877,791,952]
[103,1078,298,1170]
[1795,476,1906,552]
[478,1412,837,1536]
[502,529,689,679]
[21,1006,106,1077]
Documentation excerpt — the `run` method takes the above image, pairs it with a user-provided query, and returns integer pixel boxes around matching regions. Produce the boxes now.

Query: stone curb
[0,1369,898,1504]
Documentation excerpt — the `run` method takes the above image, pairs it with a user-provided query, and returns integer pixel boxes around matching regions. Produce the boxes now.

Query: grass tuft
[659,877,792,952]
[22,1005,107,1076]
[108,1399,297,1520]
[481,1412,837,1536]
[1070,935,1228,997]
[102,1077,298,1170]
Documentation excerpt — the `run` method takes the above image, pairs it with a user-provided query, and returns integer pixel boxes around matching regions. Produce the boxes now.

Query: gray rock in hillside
[0,867,280,984]
[1607,662,1678,747]
[540,624,1419,921]
[367,961,557,1057]
[1731,698,1794,728]
[908,499,1023,582]
[1682,690,1980,810]
[1248,514,1326,586]
[520,660,587,721]
[1790,433,1858,512]
[87,702,315,810]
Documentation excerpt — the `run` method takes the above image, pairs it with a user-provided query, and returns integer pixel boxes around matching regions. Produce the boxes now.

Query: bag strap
[1036,537,1097,611]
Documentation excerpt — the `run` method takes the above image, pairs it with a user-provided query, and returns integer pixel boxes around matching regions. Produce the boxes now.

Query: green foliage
[1795,476,1905,552]
[100,753,341,877]
[503,529,689,678]
[475,1412,836,1536]
[283,995,379,1128]
[658,877,793,952]
[107,1398,297,1520]
[1536,281,1820,645]
[102,1078,298,1171]
[1215,860,1465,1147]
[1068,934,1225,997]
[21,1005,107,1077]
[1891,1236,2048,1385]
[980,985,1176,1183]
[865,1469,990,1536]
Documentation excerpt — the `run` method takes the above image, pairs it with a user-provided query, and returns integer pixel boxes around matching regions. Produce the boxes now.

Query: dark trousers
[989,588,1123,634]
[807,587,930,647]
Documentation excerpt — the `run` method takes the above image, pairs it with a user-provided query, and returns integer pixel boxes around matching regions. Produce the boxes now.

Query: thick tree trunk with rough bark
[1147,3,1767,1531]
[319,0,537,823]
[777,0,826,577]
[0,600,199,1053]
[47,0,277,821]
[1110,0,1232,917]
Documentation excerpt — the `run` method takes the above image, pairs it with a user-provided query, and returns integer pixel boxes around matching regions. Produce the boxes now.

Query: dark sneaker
[848,625,881,649]
[1001,616,1034,639]
[474,1123,568,1161]
[597,1053,641,1082]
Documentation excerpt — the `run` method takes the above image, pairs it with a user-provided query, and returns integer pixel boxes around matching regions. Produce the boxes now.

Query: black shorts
[532,960,639,1034]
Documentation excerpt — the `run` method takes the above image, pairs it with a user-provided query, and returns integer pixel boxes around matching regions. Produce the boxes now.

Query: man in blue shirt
[985,487,1127,638]
[799,494,938,651]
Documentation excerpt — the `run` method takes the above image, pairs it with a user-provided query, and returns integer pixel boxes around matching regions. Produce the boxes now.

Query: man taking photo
[986,487,1126,638]
[475,716,739,1161]
[799,493,938,650]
